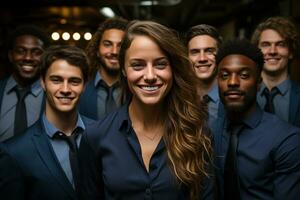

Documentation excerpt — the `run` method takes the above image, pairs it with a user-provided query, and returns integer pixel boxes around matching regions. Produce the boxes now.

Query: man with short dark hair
[0,45,94,200]
[186,24,222,125]
[0,24,50,141]
[213,39,300,200]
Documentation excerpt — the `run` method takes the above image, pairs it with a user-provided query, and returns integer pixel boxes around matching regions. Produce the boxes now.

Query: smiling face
[41,59,85,117]
[188,35,218,82]
[258,29,292,77]
[98,29,125,75]
[218,54,260,117]
[9,35,44,86]
[123,35,173,107]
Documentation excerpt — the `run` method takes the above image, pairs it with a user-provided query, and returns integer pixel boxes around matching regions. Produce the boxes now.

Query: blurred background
[1,0,300,81]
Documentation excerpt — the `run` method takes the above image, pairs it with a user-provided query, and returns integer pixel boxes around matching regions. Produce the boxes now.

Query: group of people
[0,15,299,200]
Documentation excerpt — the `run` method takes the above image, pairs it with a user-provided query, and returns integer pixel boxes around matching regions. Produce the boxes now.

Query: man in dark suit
[251,16,300,127]
[0,25,50,142]
[0,45,94,200]
[213,39,300,199]
[79,17,128,120]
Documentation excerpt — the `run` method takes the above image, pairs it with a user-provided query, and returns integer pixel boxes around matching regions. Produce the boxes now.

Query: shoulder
[81,115,97,126]
[85,105,129,143]
[2,121,42,154]
[291,80,300,93]
[261,112,300,139]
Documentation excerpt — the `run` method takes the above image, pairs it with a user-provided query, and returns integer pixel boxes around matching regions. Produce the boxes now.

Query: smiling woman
[80,20,215,200]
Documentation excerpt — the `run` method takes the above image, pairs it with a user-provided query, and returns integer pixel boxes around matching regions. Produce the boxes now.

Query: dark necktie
[263,87,279,113]
[14,87,30,135]
[56,132,81,194]
[100,81,118,114]
[224,124,244,200]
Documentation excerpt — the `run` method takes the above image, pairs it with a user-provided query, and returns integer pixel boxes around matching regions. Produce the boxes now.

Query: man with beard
[251,16,300,127]
[79,17,128,120]
[213,39,300,200]
[0,25,50,142]
[186,24,223,126]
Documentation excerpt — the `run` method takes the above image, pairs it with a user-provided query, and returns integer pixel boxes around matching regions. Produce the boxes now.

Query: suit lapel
[289,81,300,124]
[32,121,76,199]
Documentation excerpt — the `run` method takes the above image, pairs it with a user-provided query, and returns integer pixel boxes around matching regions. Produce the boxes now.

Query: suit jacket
[289,80,300,127]
[0,116,95,200]
[78,80,98,120]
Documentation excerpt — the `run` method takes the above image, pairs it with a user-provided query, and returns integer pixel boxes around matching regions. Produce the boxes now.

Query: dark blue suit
[289,80,300,127]
[78,80,98,120]
[0,116,94,200]
[212,104,300,199]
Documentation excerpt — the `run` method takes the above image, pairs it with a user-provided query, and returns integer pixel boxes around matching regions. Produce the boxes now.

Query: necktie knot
[55,131,79,152]
[15,86,30,100]
[100,81,118,114]
[263,87,279,113]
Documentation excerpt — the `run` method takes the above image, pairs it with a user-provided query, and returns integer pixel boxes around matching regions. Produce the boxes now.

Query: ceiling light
[73,32,81,41]
[51,32,60,41]
[84,32,92,40]
[100,7,115,18]
[62,32,70,41]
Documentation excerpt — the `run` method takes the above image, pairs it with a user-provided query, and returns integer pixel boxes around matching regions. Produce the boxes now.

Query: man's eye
[240,73,249,79]
[219,72,228,79]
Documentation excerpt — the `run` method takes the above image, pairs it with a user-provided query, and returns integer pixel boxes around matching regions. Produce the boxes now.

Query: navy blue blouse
[80,105,214,200]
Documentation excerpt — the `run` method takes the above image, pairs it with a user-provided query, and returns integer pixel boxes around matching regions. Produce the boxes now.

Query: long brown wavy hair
[119,20,213,200]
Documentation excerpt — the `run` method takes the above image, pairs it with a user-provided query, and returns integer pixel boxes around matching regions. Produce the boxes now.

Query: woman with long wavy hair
[80,20,214,200]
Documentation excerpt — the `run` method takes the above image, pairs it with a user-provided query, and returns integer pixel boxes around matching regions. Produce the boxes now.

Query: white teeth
[22,65,34,71]
[142,86,159,91]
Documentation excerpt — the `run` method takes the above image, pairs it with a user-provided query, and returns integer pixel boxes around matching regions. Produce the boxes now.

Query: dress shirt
[214,106,300,200]
[0,76,44,141]
[206,84,220,127]
[257,79,290,122]
[80,104,213,200]
[43,113,85,187]
[94,72,121,119]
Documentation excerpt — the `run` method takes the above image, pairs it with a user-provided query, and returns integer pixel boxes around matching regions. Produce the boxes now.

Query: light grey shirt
[43,113,85,187]
[0,76,44,142]
[94,71,120,119]
[257,78,291,122]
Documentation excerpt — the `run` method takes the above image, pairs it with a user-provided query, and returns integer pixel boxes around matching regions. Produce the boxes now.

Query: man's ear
[289,53,293,60]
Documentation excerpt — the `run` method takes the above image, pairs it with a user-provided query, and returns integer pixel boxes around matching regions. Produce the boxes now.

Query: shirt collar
[94,71,103,87]
[242,104,263,129]
[207,84,219,103]
[43,113,85,138]
[259,78,291,96]
[117,103,132,133]
[6,75,43,97]
[225,104,263,130]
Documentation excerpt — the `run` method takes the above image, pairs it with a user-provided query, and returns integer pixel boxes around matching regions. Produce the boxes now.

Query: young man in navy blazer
[0,45,94,200]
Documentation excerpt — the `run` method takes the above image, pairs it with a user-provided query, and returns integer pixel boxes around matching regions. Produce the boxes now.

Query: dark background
[1,0,300,82]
